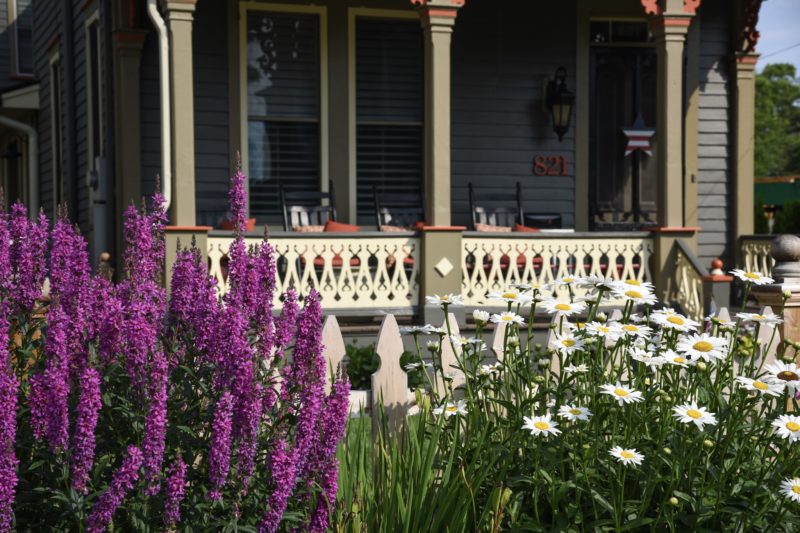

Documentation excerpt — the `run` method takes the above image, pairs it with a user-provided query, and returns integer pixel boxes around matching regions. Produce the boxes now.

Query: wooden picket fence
[324,306,783,439]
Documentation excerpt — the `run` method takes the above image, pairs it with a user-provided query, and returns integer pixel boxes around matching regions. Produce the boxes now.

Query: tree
[754,63,800,177]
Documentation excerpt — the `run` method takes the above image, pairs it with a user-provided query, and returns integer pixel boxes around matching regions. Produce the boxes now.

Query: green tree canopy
[755,63,800,177]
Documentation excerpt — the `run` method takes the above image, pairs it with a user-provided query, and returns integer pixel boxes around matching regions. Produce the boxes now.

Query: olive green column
[733,53,759,240]
[165,0,197,226]
[420,227,465,326]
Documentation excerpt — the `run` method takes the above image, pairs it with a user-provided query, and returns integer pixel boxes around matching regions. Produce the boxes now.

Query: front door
[589,44,657,230]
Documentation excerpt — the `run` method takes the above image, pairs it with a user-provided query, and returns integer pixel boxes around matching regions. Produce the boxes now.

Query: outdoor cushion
[513,224,541,233]
[381,225,411,232]
[475,223,512,233]
[324,220,361,232]
[293,225,325,233]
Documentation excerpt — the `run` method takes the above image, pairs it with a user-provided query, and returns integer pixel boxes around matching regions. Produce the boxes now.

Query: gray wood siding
[0,0,10,90]
[696,0,732,267]
[451,0,577,228]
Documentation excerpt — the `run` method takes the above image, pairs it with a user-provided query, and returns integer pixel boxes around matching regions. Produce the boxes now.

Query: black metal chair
[373,186,425,230]
[280,180,337,231]
[468,181,524,230]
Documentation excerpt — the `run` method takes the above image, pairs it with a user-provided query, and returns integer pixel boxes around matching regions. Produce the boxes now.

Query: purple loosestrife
[86,445,143,533]
[0,303,17,533]
[229,156,248,237]
[258,439,298,533]
[208,391,234,501]
[142,349,168,495]
[235,383,263,496]
[8,204,48,310]
[254,243,276,357]
[163,457,186,529]
[272,289,299,362]
[71,366,101,494]
[0,210,11,294]
[306,375,351,533]
[94,278,124,365]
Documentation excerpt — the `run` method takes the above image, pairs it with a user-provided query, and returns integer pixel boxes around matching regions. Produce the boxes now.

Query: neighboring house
[0,0,768,319]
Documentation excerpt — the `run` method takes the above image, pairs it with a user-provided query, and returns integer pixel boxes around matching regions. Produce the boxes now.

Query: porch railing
[207,231,420,313]
[667,240,707,321]
[739,235,774,277]
[460,232,654,306]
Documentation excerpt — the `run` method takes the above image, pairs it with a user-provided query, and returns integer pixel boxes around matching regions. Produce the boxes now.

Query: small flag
[622,115,655,157]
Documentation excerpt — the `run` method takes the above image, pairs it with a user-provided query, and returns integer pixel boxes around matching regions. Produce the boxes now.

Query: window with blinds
[246,10,321,221]
[355,17,424,224]
[11,0,33,76]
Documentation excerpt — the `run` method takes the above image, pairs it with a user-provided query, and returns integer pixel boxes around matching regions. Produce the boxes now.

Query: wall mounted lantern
[545,67,575,142]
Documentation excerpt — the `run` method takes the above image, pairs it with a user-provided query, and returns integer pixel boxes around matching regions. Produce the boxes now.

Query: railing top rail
[462,231,654,239]
[739,234,794,242]
[208,230,417,239]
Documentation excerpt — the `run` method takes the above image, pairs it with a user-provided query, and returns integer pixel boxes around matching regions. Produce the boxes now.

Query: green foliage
[345,342,424,391]
[773,200,800,234]
[755,63,800,178]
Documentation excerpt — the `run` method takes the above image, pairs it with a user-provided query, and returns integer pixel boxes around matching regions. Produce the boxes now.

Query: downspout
[61,0,77,220]
[0,116,39,215]
[147,0,172,213]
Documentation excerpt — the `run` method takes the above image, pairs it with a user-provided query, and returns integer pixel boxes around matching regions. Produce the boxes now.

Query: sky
[756,0,800,72]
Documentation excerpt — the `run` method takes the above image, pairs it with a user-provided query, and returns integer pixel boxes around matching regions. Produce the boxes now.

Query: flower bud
[663,447,672,455]
[793,341,800,351]
[507,336,520,348]
[582,443,591,450]
[669,497,679,506]
[661,395,672,403]
[533,375,546,384]
[696,362,707,372]
[703,439,714,449]
[783,289,793,300]
[426,340,439,352]
[597,312,608,323]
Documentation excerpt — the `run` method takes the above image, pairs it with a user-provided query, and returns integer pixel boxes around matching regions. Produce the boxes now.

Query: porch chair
[373,186,425,230]
[468,181,524,230]
[280,180,337,232]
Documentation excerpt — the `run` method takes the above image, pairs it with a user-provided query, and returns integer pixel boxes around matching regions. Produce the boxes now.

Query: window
[50,53,64,215]
[354,17,423,224]
[86,14,103,169]
[9,0,33,76]
[244,7,325,221]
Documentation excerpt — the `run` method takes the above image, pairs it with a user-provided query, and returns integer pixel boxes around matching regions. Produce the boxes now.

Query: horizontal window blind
[355,17,423,224]
[246,10,321,221]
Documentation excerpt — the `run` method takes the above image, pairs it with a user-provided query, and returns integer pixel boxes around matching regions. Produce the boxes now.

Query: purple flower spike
[86,445,143,533]
[208,392,234,501]
[164,457,187,529]
[71,367,101,494]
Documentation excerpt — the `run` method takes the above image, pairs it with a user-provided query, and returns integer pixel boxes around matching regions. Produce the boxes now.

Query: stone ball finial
[770,234,800,281]
[710,258,724,275]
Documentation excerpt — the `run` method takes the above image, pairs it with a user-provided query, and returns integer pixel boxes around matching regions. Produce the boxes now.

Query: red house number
[532,155,568,176]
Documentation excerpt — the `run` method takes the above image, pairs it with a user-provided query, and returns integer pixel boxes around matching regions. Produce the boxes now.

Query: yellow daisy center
[625,290,643,299]
[753,381,769,391]
[599,326,609,333]
[562,277,575,283]
[622,325,638,332]
[569,408,582,416]
[534,421,550,430]
[441,295,450,301]
[667,316,685,325]
[626,279,641,286]
[753,315,766,320]
[555,303,571,311]
[786,421,800,432]
[793,485,800,495]
[686,409,702,419]
[692,341,713,352]
[501,315,514,322]
[502,292,518,299]
[562,339,576,347]
[446,405,458,412]
[673,357,686,364]
[576,322,586,329]
[777,371,799,382]
[620,450,634,459]
[744,272,761,280]
[614,388,630,397]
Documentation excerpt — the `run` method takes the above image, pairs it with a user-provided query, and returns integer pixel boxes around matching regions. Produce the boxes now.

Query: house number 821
[532,155,568,176]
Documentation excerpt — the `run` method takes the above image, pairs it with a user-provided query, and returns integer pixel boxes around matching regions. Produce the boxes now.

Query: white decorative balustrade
[207,231,420,312]
[739,235,774,277]
[670,242,706,321]
[460,232,654,306]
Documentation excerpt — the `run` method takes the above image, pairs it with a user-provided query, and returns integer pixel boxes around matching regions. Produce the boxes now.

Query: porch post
[650,4,694,229]
[164,0,197,226]
[413,0,464,227]
[732,53,758,239]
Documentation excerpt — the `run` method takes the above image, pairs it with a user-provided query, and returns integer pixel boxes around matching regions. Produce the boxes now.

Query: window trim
[347,8,421,224]
[49,50,63,218]
[85,9,103,172]
[8,0,34,78]
[238,2,329,217]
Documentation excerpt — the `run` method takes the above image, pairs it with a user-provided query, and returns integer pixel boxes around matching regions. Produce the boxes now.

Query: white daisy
[490,312,525,326]
[550,333,585,355]
[522,413,562,437]
[548,276,582,289]
[585,321,620,339]
[735,376,785,397]
[672,403,717,429]
[400,325,433,335]
[433,400,468,418]
[765,361,800,394]
[730,269,774,285]
[425,293,464,307]
[735,312,783,326]
[472,309,490,325]
[600,383,644,405]
[478,362,502,376]
[487,290,533,305]
[618,323,652,339]
[577,276,616,290]
[651,309,699,332]
[612,286,658,306]
[539,299,586,317]
[676,333,728,362]
[609,446,644,466]
[558,404,592,421]
[780,478,800,503]
[630,347,664,367]
[564,363,589,375]
[772,415,800,442]
[403,361,433,371]
[662,350,693,368]
[611,278,655,293]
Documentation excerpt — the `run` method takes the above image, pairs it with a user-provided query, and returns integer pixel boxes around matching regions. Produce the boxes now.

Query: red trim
[112,31,146,43]
[166,226,213,232]
[703,275,734,282]
[421,7,459,18]
[640,0,661,15]
[422,226,466,232]
[9,74,35,81]
[411,0,465,6]
[650,17,692,28]
[736,54,759,65]
[683,0,701,14]
[649,226,702,233]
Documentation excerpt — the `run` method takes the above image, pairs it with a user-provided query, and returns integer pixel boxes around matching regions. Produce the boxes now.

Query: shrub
[345,342,425,390]
[5,163,348,531]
